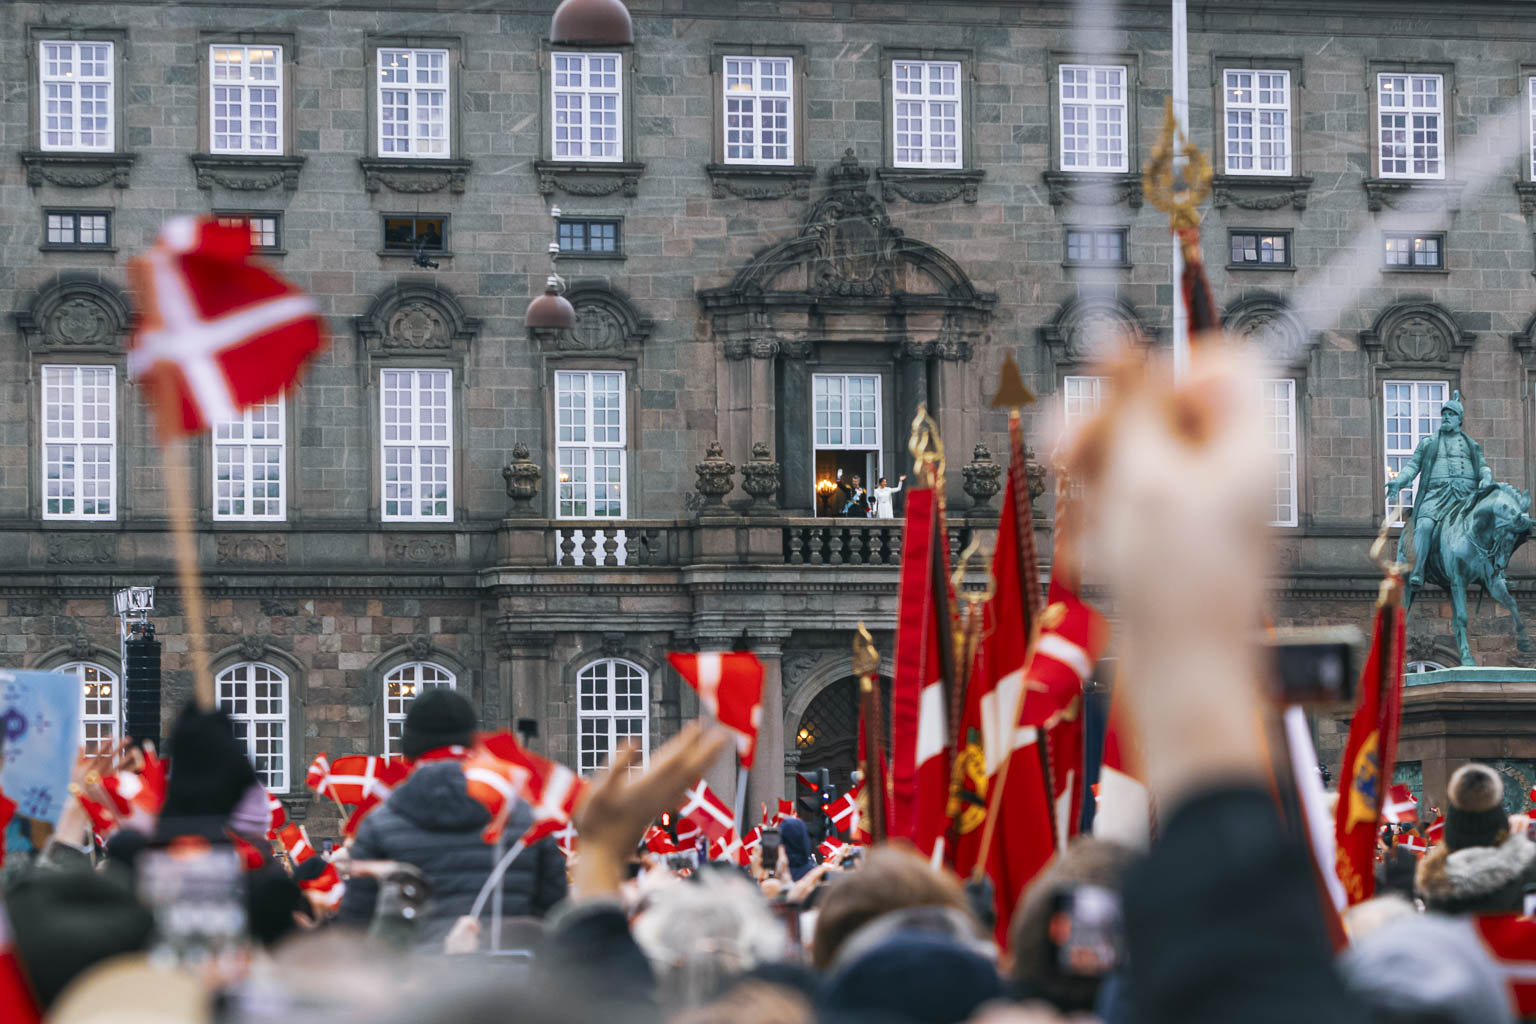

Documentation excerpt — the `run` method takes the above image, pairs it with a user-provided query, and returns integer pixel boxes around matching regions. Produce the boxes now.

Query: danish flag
[266,791,288,837]
[818,838,850,862]
[461,751,532,845]
[742,825,763,851]
[823,783,862,838]
[678,779,736,843]
[314,755,409,807]
[306,752,331,791]
[303,864,345,911]
[553,822,579,858]
[1382,784,1419,825]
[99,750,168,836]
[276,823,316,865]
[1465,913,1536,1017]
[479,731,588,847]
[773,798,796,823]
[710,829,748,866]
[1426,815,1445,845]
[644,825,678,855]
[1396,831,1427,856]
[0,902,39,1024]
[127,217,324,438]
[666,652,764,768]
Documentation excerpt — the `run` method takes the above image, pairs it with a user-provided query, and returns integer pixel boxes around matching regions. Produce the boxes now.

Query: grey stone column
[777,345,813,513]
[499,632,554,756]
[745,636,786,821]
[894,344,930,470]
[749,347,777,483]
[932,342,977,510]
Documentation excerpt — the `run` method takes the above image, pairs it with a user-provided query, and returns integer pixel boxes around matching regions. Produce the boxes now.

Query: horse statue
[1403,481,1535,666]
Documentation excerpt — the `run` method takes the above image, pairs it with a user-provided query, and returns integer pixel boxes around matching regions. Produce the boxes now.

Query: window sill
[1212,174,1313,211]
[1362,177,1465,213]
[556,251,626,262]
[359,157,471,195]
[40,245,118,254]
[877,167,984,204]
[20,151,137,189]
[377,249,454,260]
[1382,265,1449,275]
[191,154,305,192]
[705,163,816,201]
[535,160,644,199]
[1226,263,1296,273]
[1063,260,1132,270]
[1041,170,1142,209]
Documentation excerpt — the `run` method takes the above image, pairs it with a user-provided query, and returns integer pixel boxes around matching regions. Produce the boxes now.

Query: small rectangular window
[215,212,282,252]
[210,45,283,154]
[1384,379,1449,516]
[1383,232,1443,269]
[382,215,446,253]
[552,51,623,162]
[1058,64,1128,172]
[723,56,794,165]
[1228,230,1291,268]
[43,210,112,250]
[557,218,623,255]
[1223,69,1291,175]
[1064,227,1127,266]
[377,48,449,159]
[1377,72,1444,179]
[892,59,962,169]
[39,40,114,152]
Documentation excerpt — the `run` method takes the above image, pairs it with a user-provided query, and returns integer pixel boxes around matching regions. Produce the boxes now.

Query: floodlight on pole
[550,0,633,46]
[525,205,577,331]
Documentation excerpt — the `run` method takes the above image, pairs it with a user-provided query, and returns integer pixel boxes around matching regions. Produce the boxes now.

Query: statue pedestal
[1392,667,1536,813]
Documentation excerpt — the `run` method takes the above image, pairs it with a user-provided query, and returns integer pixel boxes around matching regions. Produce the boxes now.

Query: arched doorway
[791,675,890,816]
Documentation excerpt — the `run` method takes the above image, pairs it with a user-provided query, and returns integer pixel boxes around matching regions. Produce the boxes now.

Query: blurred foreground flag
[128,216,324,438]
[666,651,764,769]
[0,902,38,1024]
[0,669,81,827]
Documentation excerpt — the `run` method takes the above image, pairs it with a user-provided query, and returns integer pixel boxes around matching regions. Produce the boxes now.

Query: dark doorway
[792,675,891,818]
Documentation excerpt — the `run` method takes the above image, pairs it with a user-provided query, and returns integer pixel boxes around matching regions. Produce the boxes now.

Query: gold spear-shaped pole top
[908,402,945,482]
[853,622,880,680]
[990,352,1036,411]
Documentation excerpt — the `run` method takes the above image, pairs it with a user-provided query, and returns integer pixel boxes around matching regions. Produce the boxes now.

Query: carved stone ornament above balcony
[191,153,305,192]
[1362,178,1465,214]
[359,157,471,195]
[534,160,645,198]
[20,151,136,189]
[1041,170,1143,209]
[1211,174,1314,211]
[877,167,985,204]
[705,163,816,201]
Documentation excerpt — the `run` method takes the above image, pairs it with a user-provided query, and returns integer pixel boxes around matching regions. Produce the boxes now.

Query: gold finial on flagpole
[908,402,945,482]
[1143,96,1213,264]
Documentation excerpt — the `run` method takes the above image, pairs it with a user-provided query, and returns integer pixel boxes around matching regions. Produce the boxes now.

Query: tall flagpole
[1171,0,1190,381]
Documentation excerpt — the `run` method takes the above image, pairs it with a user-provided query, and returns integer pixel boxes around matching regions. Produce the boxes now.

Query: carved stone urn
[961,443,1003,510]
[740,441,781,512]
[694,440,737,512]
[1025,445,1047,518]
[502,442,542,515]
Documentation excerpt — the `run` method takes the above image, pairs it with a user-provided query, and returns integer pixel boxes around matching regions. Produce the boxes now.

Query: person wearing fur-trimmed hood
[1416,763,1536,915]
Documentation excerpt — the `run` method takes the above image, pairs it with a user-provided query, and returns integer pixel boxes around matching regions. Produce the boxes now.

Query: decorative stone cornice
[20,151,136,189]
[1041,170,1143,209]
[877,167,985,204]
[1362,178,1465,214]
[1211,174,1314,211]
[534,160,645,198]
[705,163,816,201]
[191,153,305,192]
[359,157,471,195]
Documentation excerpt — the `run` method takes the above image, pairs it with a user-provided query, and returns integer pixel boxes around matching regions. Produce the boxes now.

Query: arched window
[1406,660,1448,674]
[61,661,118,754]
[217,662,289,792]
[382,662,456,756]
[576,659,648,775]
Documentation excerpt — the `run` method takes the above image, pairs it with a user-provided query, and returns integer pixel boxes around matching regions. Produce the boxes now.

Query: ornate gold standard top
[908,402,946,482]
[1143,97,1214,265]
[853,622,880,680]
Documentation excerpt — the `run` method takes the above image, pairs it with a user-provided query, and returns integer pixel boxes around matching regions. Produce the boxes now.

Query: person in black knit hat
[336,688,567,946]
[1416,762,1536,915]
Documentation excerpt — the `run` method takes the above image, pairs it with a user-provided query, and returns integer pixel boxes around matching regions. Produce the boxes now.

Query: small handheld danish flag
[128,216,325,439]
[677,779,736,844]
[666,651,764,768]
[1382,784,1419,825]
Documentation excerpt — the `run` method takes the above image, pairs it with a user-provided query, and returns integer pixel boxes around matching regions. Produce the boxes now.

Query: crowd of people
[6,348,1536,1024]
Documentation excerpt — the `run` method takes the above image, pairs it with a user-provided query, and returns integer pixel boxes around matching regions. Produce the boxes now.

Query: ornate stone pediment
[1212,175,1314,211]
[1360,300,1473,368]
[14,276,133,355]
[1362,178,1465,214]
[1223,292,1316,370]
[529,280,653,351]
[533,160,644,198]
[355,282,481,355]
[20,151,136,189]
[1038,294,1155,365]
[191,154,305,192]
[359,157,471,195]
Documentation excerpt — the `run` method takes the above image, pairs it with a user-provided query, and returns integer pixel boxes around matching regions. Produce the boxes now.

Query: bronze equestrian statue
[1385,390,1534,666]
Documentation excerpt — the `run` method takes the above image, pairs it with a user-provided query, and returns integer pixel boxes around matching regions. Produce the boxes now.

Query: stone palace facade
[7,0,1536,827]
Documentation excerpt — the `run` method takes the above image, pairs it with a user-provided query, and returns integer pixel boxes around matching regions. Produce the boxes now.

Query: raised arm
[1386,437,1428,497]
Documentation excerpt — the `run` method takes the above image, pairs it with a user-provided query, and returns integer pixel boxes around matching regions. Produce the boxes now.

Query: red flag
[1467,914,1536,1017]
[824,784,862,839]
[1426,815,1445,845]
[796,772,817,791]
[276,822,316,865]
[303,863,345,911]
[710,829,749,867]
[678,779,736,843]
[1396,831,1426,856]
[462,751,533,844]
[774,798,796,823]
[1334,590,1406,905]
[306,752,332,792]
[1382,784,1418,825]
[0,903,40,1024]
[644,825,678,855]
[890,483,957,861]
[266,791,287,837]
[742,824,763,851]
[0,788,12,868]
[553,822,579,859]
[319,755,409,808]
[479,731,588,847]
[127,217,324,438]
[666,652,764,769]
[100,751,168,837]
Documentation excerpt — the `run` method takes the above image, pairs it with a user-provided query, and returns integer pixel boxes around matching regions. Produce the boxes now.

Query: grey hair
[630,872,788,1009]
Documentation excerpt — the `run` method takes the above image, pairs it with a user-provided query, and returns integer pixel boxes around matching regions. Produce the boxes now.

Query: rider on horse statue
[1385,390,1491,591]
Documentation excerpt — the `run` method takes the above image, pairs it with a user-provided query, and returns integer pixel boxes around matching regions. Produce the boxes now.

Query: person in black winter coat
[335,690,567,947]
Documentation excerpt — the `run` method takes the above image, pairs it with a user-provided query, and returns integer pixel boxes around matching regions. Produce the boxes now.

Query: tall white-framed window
[217,662,289,793]
[552,52,622,162]
[42,364,116,521]
[63,662,119,754]
[377,48,449,159]
[1260,379,1299,527]
[1224,69,1291,175]
[1377,73,1444,179]
[381,368,452,522]
[723,56,793,165]
[213,397,284,521]
[577,658,648,776]
[555,370,626,519]
[39,40,114,152]
[813,373,882,511]
[1528,76,1536,181]
[382,662,456,756]
[1059,64,1127,172]
[210,45,282,155]
[1062,375,1107,428]
[893,59,961,169]
[1384,379,1449,517]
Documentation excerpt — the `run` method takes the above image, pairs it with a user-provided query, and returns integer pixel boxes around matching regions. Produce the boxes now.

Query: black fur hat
[1444,763,1509,852]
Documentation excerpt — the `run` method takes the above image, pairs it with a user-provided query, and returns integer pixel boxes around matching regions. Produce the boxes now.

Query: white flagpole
[733,764,750,835]
[1171,0,1191,381]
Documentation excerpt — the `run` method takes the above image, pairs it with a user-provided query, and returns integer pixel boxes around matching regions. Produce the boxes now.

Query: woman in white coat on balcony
[869,475,906,519]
